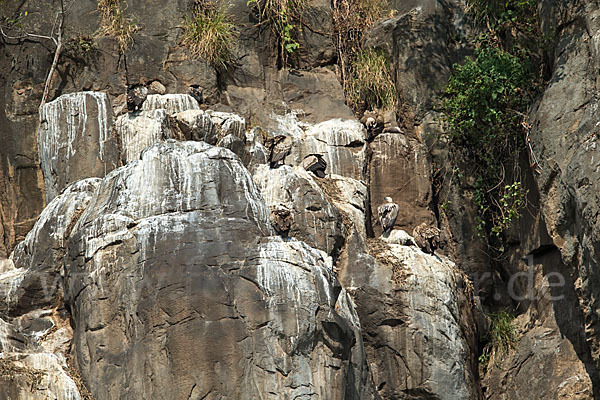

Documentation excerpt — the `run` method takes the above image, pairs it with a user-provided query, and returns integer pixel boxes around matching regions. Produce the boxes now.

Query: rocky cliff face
[2,0,600,399]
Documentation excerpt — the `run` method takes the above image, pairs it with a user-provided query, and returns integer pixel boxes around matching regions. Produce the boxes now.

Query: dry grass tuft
[333,0,391,111]
[247,0,306,66]
[182,0,236,68]
[97,0,139,53]
[66,356,95,400]
[347,48,397,112]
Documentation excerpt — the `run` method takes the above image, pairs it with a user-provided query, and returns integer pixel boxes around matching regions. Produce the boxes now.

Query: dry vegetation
[347,48,397,112]
[66,356,95,400]
[0,357,45,391]
[182,0,236,68]
[97,0,139,53]
[366,238,409,284]
[332,0,393,112]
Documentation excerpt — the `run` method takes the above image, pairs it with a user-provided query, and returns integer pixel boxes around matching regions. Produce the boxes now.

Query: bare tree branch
[39,0,65,112]
[0,24,56,43]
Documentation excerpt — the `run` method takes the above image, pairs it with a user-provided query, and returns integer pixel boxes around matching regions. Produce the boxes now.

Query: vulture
[413,223,442,255]
[127,84,148,112]
[265,135,293,168]
[377,197,399,235]
[270,205,293,237]
[187,85,203,105]
[361,110,383,138]
[301,154,327,178]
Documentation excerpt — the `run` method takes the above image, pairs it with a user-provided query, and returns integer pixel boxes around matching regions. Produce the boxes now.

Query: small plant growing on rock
[479,310,518,366]
[348,48,397,112]
[246,0,305,66]
[182,0,236,69]
[97,0,140,53]
[64,35,99,60]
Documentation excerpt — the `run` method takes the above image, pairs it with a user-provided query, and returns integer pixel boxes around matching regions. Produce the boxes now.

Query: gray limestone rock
[340,241,480,400]
[253,164,346,257]
[140,94,200,114]
[274,114,368,181]
[369,132,436,236]
[171,110,218,144]
[49,140,376,399]
[5,179,100,317]
[115,109,173,164]
[37,92,119,203]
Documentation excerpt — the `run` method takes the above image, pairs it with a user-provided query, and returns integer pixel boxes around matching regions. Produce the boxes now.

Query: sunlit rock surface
[274,113,368,181]
[115,109,172,164]
[140,94,200,114]
[253,164,345,257]
[207,110,246,140]
[6,179,100,317]
[369,133,435,235]
[37,92,119,203]
[46,140,376,399]
[171,109,218,144]
[339,238,480,399]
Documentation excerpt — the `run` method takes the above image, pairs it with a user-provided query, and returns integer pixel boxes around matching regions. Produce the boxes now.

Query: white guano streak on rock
[16,179,100,259]
[393,244,468,394]
[0,317,15,352]
[39,92,111,201]
[0,266,25,310]
[141,94,200,114]
[256,239,334,314]
[207,111,247,138]
[91,91,110,161]
[116,110,170,164]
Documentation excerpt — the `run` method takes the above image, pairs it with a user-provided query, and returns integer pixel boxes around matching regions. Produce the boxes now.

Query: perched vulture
[127,84,148,112]
[361,110,383,138]
[187,85,203,105]
[413,223,442,255]
[270,205,293,237]
[377,197,399,235]
[301,154,327,178]
[265,135,293,168]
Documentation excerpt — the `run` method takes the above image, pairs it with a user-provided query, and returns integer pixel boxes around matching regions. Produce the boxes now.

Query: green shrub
[97,0,139,53]
[479,310,518,366]
[442,44,533,239]
[182,1,236,68]
[348,48,396,112]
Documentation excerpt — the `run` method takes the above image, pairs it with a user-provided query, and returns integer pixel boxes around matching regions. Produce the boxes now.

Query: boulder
[339,240,480,399]
[275,114,368,181]
[5,179,100,317]
[206,111,246,141]
[170,110,218,144]
[253,164,346,257]
[140,94,200,114]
